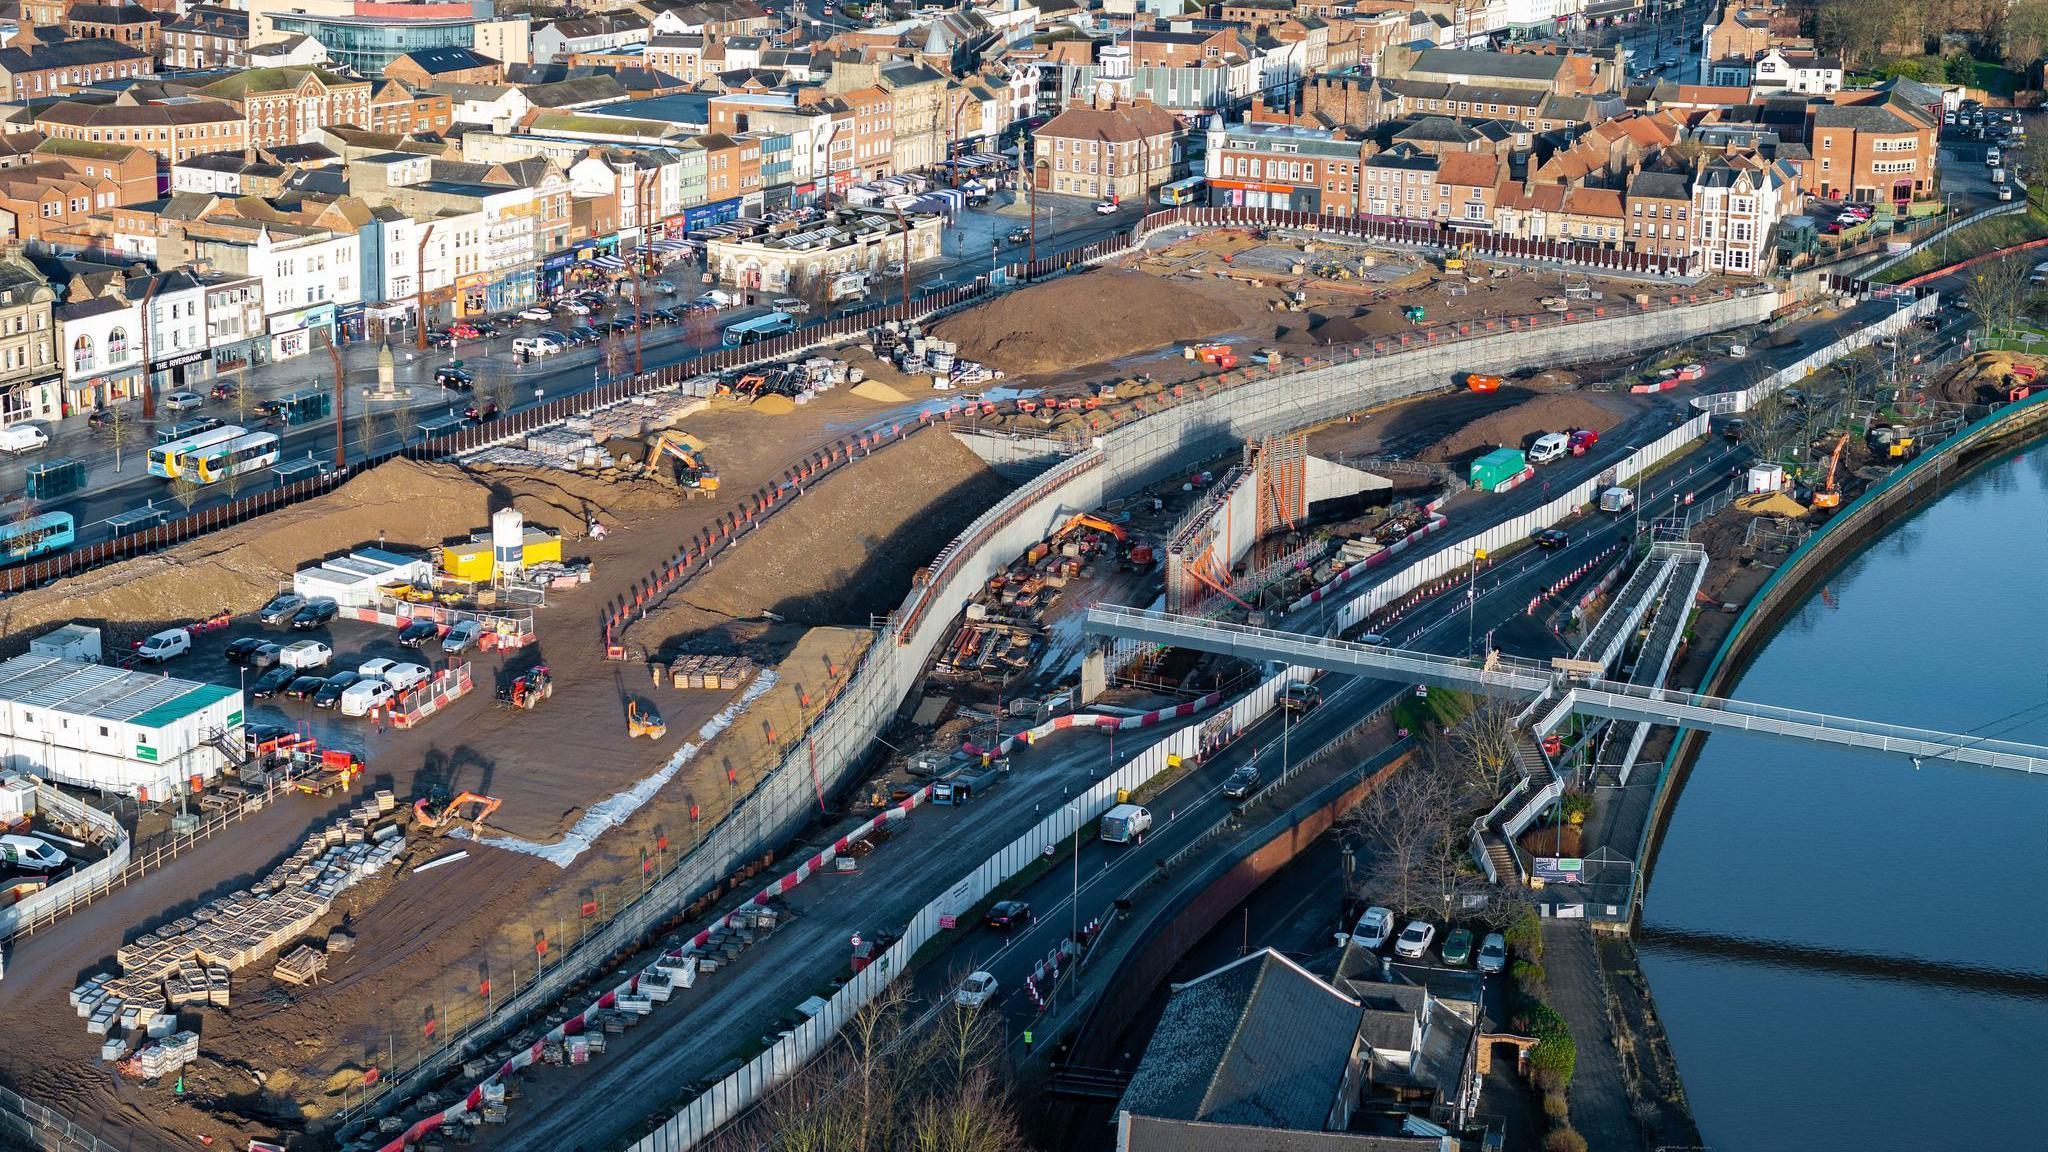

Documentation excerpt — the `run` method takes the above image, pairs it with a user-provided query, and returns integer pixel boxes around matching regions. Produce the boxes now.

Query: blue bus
[0,511,74,564]
[721,311,799,347]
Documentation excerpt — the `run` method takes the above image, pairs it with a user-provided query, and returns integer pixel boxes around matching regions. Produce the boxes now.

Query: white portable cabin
[293,547,434,608]
[29,624,103,665]
[0,656,243,799]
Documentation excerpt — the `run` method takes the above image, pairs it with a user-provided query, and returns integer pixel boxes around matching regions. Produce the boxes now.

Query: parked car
[518,306,553,322]
[1441,927,1474,965]
[1568,428,1599,455]
[0,423,49,454]
[246,641,284,670]
[494,313,526,328]
[423,329,454,348]
[209,381,239,402]
[1347,906,1395,950]
[340,678,396,717]
[280,639,332,670]
[984,900,1032,930]
[650,278,676,293]
[249,665,298,699]
[1094,199,1118,215]
[1221,764,1260,799]
[1394,920,1437,959]
[606,315,640,333]
[648,308,681,324]
[442,620,483,654]
[471,320,500,338]
[570,326,604,345]
[358,657,400,681]
[449,322,482,339]
[224,636,265,665]
[1534,529,1569,549]
[436,367,475,390]
[258,592,307,626]
[955,970,999,1007]
[383,662,431,692]
[314,671,363,709]
[561,299,592,315]
[291,597,339,629]
[1477,932,1509,974]
[398,619,441,647]
[163,390,204,413]
[511,336,558,356]
[283,675,327,701]
[136,627,192,663]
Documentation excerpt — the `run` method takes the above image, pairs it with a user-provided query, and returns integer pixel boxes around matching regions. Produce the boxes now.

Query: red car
[449,321,482,339]
[1568,428,1599,455]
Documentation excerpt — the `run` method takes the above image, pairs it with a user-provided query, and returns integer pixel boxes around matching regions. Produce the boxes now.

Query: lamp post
[1445,543,1488,655]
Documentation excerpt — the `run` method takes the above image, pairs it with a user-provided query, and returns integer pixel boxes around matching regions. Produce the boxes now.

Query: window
[107,326,126,357]
[71,334,93,371]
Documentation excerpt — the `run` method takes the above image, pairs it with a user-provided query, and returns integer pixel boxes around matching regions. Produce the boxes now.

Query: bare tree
[391,399,420,446]
[234,363,251,428]
[1443,693,1523,802]
[170,470,203,515]
[1341,758,1461,917]
[904,1068,1027,1152]
[1741,386,1801,466]
[356,400,378,455]
[1964,251,2030,336]
[106,402,130,472]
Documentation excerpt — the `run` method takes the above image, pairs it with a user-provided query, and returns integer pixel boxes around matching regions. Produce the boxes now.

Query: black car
[424,329,454,348]
[291,597,339,629]
[471,320,501,339]
[1006,226,1031,245]
[494,313,525,328]
[984,900,1032,930]
[648,307,680,324]
[223,636,264,664]
[249,666,297,699]
[283,675,327,701]
[569,326,603,345]
[576,292,609,309]
[606,315,640,333]
[314,671,363,709]
[1222,764,1261,799]
[247,641,285,670]
[1533,529,1569,549]
[398,619,441,647]
[435,367,475,391]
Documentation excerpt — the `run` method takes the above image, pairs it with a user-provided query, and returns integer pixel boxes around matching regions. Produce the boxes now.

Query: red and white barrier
[958,690,1226,759]
[1288,513,1449,611]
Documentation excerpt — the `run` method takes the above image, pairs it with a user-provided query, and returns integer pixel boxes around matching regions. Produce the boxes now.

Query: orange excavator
[1056,514,1156,569]
[413,791,502,837]
[1811,432,1848,510]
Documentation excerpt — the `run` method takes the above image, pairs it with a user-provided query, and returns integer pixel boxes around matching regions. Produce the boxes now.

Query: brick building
[65,3,162,52]
[36,97,245,166]
[160,5,249,70]
[192,67,373,151]
[1033,99,1185,202]
[0,37,154,101]
[1203,119,1365,213]
[1806,93,1938,206]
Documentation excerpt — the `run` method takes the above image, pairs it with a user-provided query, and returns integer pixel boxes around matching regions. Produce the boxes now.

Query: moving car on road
[984,900,1032,930]
[955,971,998,1008]
[1222,764,1260,799]
[1534,529,1569,549]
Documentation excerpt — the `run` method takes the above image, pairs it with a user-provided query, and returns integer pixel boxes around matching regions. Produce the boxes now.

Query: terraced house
[36,97,246,166]
[0,36,154,101]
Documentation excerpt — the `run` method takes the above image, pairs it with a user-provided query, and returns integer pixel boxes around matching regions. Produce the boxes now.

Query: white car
[1094,199,1118,215]
[954,970,998,1008]
[163,390,204,412]
[340,679,395,717]
[279,640,331,670]
[1393,920,1437,959]
[1477,932,1509,975]
[358,657,400,681]
[518,306,553,322]
[512,336,560,356]
[1346,906,1395,951]
[561,299,592,315]
[650,279,676,293]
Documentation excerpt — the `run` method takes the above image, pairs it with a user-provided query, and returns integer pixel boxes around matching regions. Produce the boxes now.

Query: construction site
[0,228,1788,1152]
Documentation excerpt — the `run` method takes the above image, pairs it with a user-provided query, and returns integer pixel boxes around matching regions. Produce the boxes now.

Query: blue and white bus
[1159,176,1207,206]
[190,431,280,484]
[721,311,799,348]
[149,424,246,479]
[0,511,73,564]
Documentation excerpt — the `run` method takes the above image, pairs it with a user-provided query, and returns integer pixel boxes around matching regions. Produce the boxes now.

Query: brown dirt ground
[625,429,1012,660]
[1420,391,1635,463]
[928,268,1247,376]
[1931,350,2046,407]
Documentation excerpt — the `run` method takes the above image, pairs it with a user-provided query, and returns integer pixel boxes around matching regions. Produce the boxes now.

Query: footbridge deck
[1082,606,2048,776]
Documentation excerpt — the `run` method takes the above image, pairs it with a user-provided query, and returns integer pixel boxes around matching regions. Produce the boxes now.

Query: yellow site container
[441,542,494,581]
[520,529,562,567]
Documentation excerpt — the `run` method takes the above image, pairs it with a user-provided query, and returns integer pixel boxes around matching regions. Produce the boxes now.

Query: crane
[1811,432,1849,510]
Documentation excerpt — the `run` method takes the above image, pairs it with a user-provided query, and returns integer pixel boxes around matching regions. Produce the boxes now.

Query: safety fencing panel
[0,784,129,939]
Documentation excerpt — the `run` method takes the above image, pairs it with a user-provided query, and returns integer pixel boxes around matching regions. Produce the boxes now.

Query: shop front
[365,300,415,340]
[270,329,311,363]
[1,371,60,424]
[146,348,214,393]
[65,366,144,413]
[212,335,269,376]
[486,269,536,314]
[683,198,743,233]
[336,302,368,345]
[1207,179,1317,212]
[457,273,493,318]
[539,251,580,298]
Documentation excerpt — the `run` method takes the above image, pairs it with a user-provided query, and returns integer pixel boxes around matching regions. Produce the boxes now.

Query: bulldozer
[649,429,720,494]
[497,664,554,710]
[627,699,667,740]
[412,791,502,837]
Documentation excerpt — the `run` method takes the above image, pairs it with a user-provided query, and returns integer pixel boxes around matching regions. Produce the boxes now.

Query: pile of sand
[630,431,1012,654]
[1279,310,1403,347]
[1935,350,2042,406]
[930,269,1240,375]
[752,394,795,415]
[851,379,909,403]
[0,458,685,649]
[1420,393,1627,463]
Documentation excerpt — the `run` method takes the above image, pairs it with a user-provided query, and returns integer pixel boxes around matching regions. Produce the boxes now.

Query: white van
[1100,803,1152,844]
[340,679,396,717]
[1527,432,1570,464]
[135,628,191,663]
[279,640,331,670]
[0,423,49,455]
[0,833,66,870]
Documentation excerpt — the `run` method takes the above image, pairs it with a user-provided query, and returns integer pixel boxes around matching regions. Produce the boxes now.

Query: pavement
[0,192,1145,552]
[1540,920,1640,1152]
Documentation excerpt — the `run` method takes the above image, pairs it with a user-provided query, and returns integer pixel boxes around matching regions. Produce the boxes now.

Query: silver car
[1477,932,1509,974]
[441,620,483,655]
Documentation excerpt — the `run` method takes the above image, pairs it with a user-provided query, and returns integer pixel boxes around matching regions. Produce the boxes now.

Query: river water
[1641,442,2048,1152]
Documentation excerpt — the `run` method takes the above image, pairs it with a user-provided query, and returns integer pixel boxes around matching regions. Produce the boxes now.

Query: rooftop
[0,655,238,729]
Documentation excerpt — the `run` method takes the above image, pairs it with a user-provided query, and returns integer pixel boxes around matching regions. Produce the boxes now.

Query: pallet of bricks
[664,654,756,690]
[73,793,403,1054]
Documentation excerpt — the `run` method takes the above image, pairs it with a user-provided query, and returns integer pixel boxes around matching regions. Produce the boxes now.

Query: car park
[283,675,327,701]
[246,641,284,669]
[249,666,297,699]
[163,390,204,412]
[449,322,481,339]
[399,619,441,647]
[280,640,331,670]
[1394,920,1437,959]
[518,306,553,321]
[340,678,396,717]
[383,662,431,691]
[224,636,265,664]
[260,593,308,629]
[1441,927,1474,965]
[1347,906,1395,950]
[1478,932,1509,974]
[562,299,592,315]
[648,308,681,324]
[1222,764,1260,799]
[984,900,1032,930]
[651,279,676,293]
[511,336,558,356]
[314,671,363,709]
[442,620,482,654]
[435,367,475,390]
[471,320,500,338]
[291,597,338,629]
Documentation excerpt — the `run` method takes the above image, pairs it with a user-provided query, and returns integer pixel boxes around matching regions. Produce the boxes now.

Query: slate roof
[1408,48,1561,82]
[1117,950,1361,1132]
[393,45,499,75]
[1122,1115,1439,1152]
[0,38,150,73]
[1628,169,1690,200]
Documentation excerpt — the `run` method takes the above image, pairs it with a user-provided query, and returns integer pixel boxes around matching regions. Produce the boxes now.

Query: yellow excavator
[649,430,719,492]
[413,791,502,837]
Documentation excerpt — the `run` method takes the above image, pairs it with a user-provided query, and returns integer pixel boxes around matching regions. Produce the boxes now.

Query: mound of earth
[930,269,1240,375]
[1279,310,1404,346]
[1420,393,1629,463]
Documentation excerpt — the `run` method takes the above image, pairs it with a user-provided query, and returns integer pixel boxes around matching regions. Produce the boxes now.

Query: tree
[1816,0,1899,68]
[1964,251,2030,335]
[2003,0,2048,68]
[170,470,203,515]
[1342,759,1461,917]
[1741,385,1801,466]
[1443,693,1523,802]
[106,401,130,472]
[356,400,379,455]
[233,363,251,428]
[391,398,420,447]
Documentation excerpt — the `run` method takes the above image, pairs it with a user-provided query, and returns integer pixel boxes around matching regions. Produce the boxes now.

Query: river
[1641,442,2048,1152]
